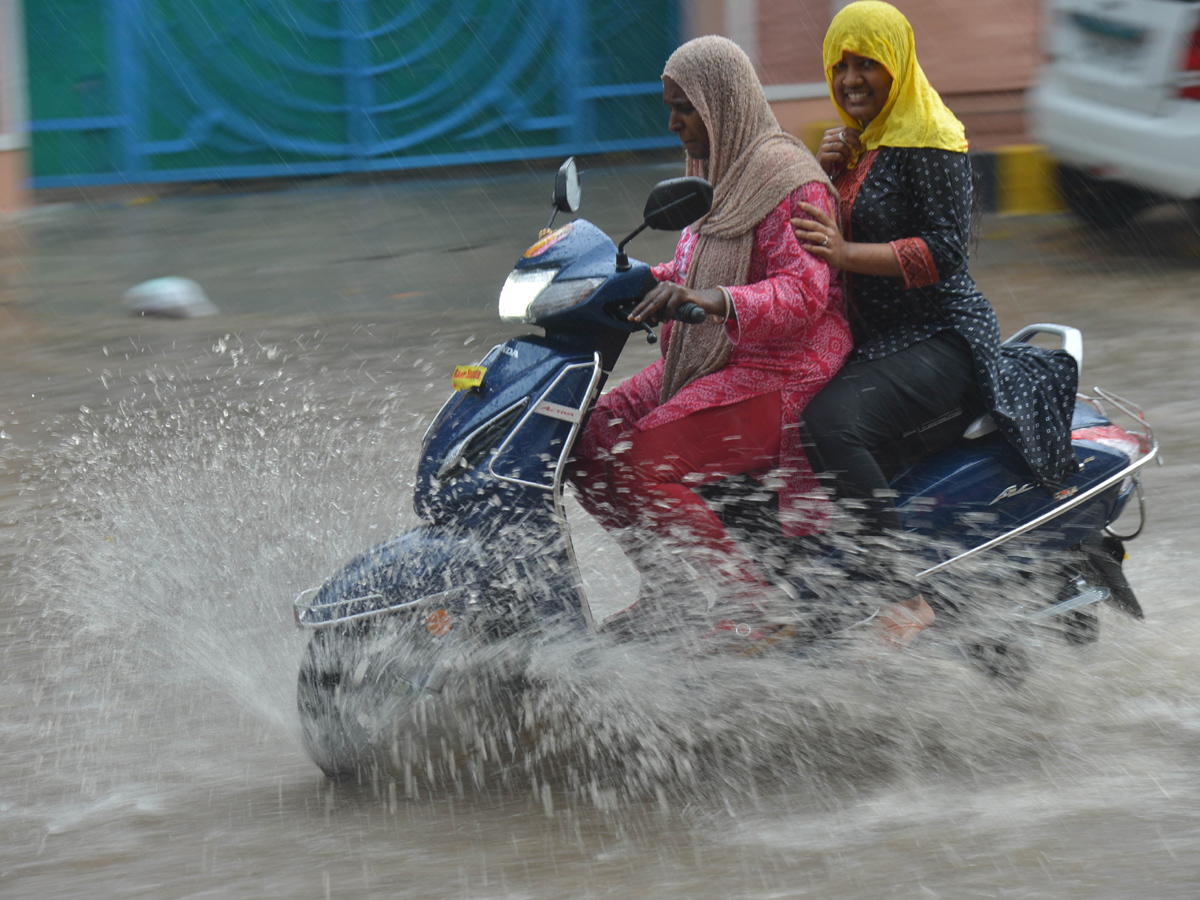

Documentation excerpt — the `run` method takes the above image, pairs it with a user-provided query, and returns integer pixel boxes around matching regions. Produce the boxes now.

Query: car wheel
[1058,165,1152,229]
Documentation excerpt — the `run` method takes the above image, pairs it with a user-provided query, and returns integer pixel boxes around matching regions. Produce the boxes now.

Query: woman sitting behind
[791,0,1079,637]
[569,35,851,599]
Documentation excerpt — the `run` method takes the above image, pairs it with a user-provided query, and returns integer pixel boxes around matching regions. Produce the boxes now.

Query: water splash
[5,328,1168,824]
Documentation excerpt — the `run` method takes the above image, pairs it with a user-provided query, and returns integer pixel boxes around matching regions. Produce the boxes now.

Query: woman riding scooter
[568,35,851,602]
[791,1,1080,640]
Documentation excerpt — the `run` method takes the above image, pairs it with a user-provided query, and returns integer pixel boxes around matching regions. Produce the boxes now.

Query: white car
[1029,0,1200,226]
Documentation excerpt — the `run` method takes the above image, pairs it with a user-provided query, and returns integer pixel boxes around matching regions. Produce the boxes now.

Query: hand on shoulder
[791,200,845,269]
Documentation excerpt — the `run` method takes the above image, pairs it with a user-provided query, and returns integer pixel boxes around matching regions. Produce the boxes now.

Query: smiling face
[663,76,710,160]
[831,51,894,126]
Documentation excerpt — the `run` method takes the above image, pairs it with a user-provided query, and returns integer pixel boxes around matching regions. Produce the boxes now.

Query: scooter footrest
[1025,586,1110,622]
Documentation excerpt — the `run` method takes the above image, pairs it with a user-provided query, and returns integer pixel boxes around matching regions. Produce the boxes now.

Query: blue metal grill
[26,0,680,186]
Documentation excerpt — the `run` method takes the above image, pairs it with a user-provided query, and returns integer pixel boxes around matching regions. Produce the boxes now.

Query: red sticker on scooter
[523,224,573,258]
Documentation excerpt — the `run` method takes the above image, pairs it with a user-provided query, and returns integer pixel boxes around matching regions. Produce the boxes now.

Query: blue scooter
[294,159,1157,778]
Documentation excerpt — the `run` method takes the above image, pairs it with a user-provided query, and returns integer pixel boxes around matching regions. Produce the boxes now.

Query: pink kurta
[578,181,852,535]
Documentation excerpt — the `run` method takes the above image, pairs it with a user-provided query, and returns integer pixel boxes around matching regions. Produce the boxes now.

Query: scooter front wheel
[296,605,535,785]
[297,621,419,779]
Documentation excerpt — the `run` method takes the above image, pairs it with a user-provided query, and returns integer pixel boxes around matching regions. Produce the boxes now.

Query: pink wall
[0,151,23,214]
[682,0,1041,149]
[757,0,830,86]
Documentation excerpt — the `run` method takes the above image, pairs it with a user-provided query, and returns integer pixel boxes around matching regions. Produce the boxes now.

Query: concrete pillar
[0,0,28,216]
[682,0,726,41]
[725,0,759,68]
[682,0,762,60]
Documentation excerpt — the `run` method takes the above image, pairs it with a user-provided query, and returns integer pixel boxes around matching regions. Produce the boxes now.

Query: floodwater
[2,162,1199,899]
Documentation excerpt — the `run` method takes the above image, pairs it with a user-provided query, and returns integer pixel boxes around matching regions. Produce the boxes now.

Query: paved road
[2,161,1199,900]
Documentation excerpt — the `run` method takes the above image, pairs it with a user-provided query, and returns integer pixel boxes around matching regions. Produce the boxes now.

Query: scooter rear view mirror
[615,177,713,271]
[546,157,581,230]
[643,177,713,231]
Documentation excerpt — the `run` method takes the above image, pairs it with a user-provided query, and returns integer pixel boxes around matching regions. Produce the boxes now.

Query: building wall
[757,0,831,86]
[682,0,1042,150]
[0,151,24,213]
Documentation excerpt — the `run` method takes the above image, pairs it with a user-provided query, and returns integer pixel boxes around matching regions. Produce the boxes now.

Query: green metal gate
[25,0,679,186]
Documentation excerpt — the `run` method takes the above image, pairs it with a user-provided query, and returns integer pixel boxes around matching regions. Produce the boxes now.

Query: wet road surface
[2,161,1199,899]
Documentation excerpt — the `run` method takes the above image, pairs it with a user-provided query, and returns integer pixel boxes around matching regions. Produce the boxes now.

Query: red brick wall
[749,0,1041,91]
[756,0,829,85]
[895,0,1041,93]
[0,151,23,214]
[682,0,1041,148]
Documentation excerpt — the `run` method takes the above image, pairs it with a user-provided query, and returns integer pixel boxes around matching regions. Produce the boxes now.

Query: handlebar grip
[674,301,707,324]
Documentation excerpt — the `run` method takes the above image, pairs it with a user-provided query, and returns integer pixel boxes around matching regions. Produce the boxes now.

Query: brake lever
[633,300,702,342]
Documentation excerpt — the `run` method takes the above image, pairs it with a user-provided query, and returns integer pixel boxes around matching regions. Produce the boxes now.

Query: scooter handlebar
[674,301,707,324]
[614,278,705,336]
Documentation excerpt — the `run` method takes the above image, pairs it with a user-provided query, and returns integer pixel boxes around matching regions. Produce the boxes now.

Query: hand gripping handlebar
[673,301,706,324]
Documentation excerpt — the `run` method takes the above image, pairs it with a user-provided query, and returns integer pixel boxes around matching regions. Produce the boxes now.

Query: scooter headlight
[499,268,558,322]
[498,269,604,323]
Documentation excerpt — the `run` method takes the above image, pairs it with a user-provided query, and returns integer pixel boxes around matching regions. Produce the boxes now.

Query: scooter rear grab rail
[963,323,1084,440]
[1008,323,1084,368]
[917,387,1158,580]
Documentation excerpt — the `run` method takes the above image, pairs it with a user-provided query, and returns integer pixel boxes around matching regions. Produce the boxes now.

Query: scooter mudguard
[294,526,492,628]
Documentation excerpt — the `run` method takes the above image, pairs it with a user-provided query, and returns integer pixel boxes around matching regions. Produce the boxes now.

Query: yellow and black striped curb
[974,145,1065,216]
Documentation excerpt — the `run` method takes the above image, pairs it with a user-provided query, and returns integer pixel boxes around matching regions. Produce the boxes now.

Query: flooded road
[2,162,1199,898]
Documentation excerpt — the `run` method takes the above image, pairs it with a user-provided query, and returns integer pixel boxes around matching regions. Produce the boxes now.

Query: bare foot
[876,594,936,649]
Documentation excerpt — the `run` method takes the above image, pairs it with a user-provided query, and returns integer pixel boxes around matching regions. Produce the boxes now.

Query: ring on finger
[821,234,829,247]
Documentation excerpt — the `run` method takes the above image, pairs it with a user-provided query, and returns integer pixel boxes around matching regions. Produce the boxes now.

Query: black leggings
[799,331,986,535]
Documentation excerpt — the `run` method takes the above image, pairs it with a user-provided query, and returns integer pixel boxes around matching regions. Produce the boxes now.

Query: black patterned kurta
[836,147,1079,488]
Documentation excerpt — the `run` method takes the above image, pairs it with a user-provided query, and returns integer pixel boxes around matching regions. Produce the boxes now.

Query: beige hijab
[659,36,836,403]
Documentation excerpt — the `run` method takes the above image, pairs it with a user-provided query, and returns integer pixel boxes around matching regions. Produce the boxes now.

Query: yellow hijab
[824,1,968,160]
